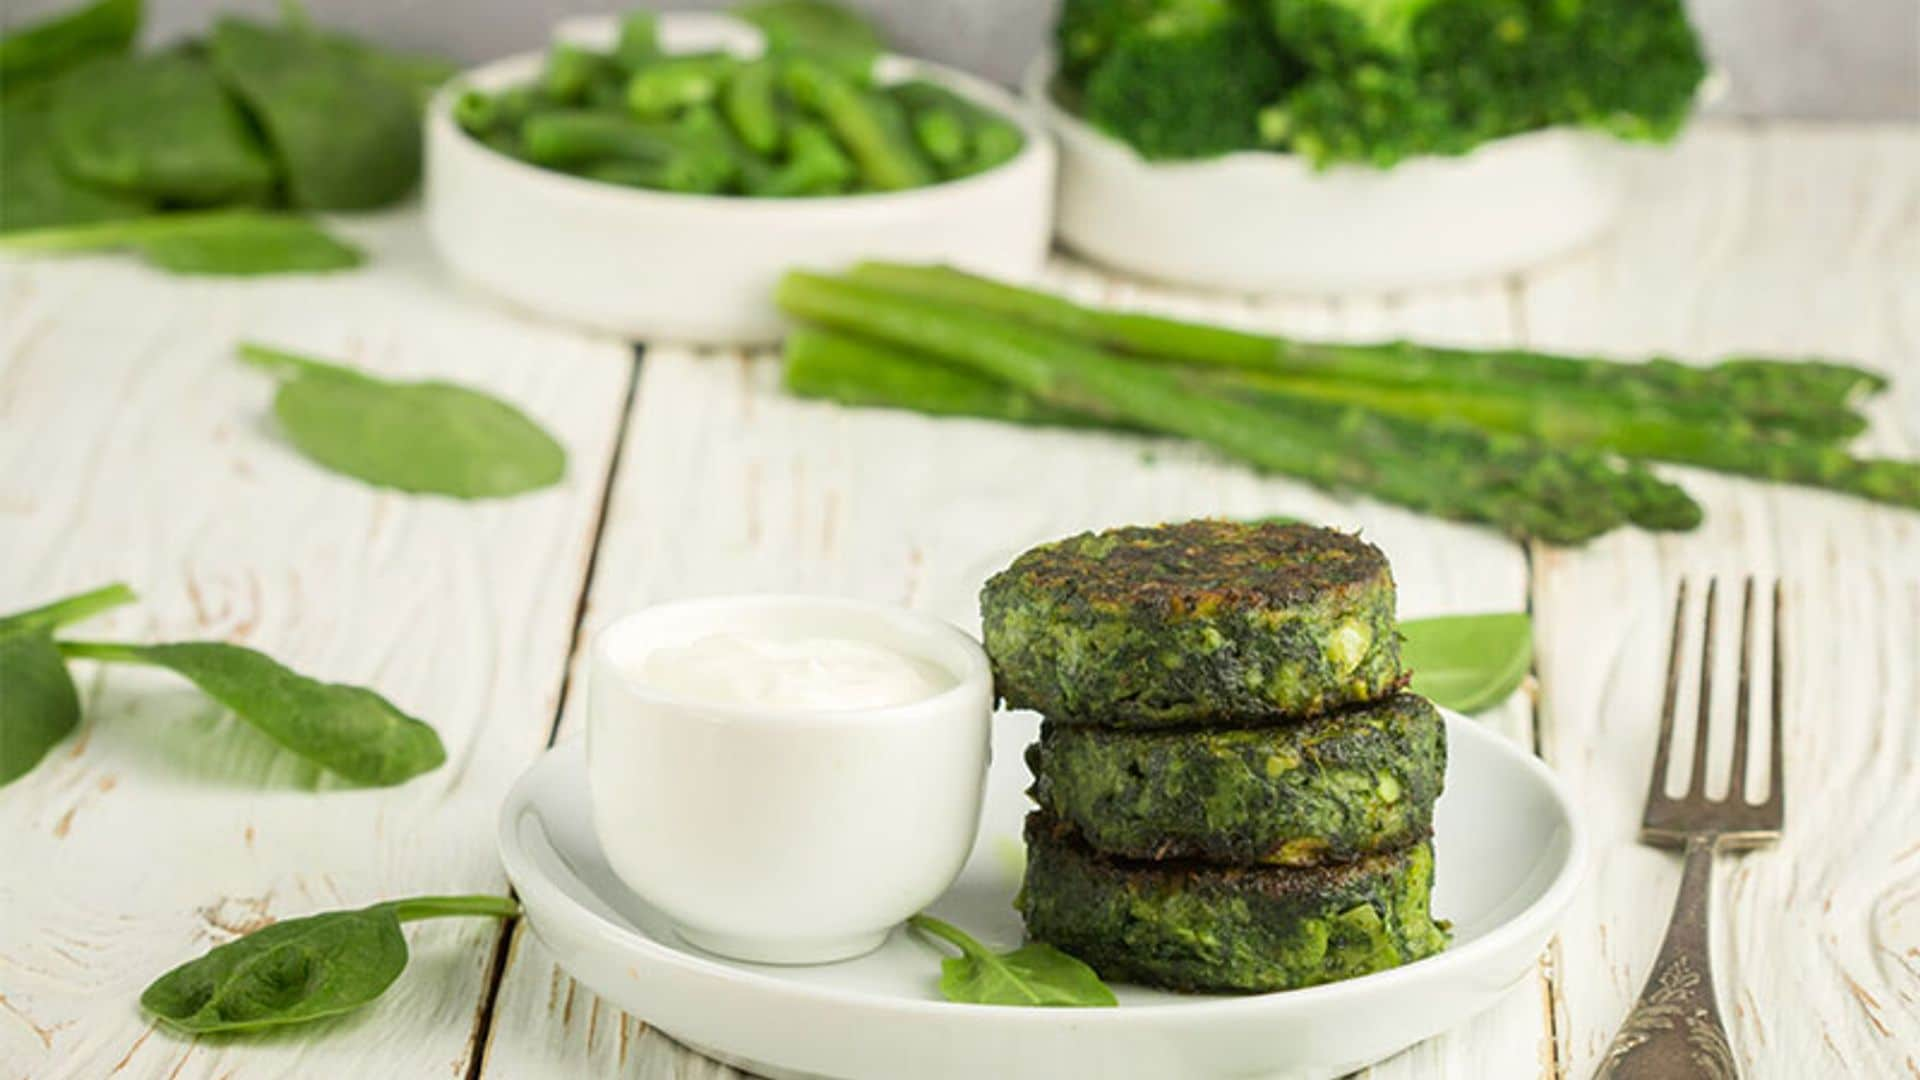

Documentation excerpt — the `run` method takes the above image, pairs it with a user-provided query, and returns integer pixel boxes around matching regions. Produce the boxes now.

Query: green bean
[452,89,498,134]
[723,60,785,155]
[581,156,723,193]
[890,80,1024,177]
[520,109,679,167]
[541,43,609,104]
[626,52,741,117]
[890,81,969,168]
[965,118,1024,175]
[784,60,932,190]
[614,10,659,71]
[760,120,854,196]
[680,104,772,194]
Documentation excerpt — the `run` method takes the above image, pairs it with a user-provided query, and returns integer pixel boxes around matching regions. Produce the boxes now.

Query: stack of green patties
[983,519,1450,993]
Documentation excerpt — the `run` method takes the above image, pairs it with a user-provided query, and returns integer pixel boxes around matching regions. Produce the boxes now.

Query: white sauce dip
[640,631,954,711]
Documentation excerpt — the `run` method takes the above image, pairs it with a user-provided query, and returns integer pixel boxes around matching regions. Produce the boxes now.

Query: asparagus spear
[843,263,1881,437]
[785,327,1113,428]
[778,275,1699,543]
[842,263,1920,509]
[1213,370,1920,510]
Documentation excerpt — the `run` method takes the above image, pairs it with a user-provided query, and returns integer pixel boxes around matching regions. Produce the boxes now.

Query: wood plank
[1334,287,1558,1079]
[0,216,635,1078]
[475,267,1540,1076]
[1518,126,1920,1078]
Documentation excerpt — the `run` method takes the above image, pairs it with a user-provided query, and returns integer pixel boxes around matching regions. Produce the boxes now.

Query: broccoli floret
[1551,0,1707,142]
[1057,0,1706,168]
[1260,0,1706,167]
[1054,0,1165,83]
[1077,0,1288,160]
[1262,0,1562,165]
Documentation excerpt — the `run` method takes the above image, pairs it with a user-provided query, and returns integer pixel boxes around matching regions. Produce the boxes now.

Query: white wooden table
[2,123,1916,1080]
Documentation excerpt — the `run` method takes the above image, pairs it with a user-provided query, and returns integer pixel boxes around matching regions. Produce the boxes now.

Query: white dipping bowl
[425,14,1054,345]
[586,595,993,965]
[1023,54,1627,294]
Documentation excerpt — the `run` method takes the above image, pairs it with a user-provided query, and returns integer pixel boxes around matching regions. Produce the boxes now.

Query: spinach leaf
[908,915,1117,1007]
[141,894,519,1034]
[1401,612,1533,714]
[0,210,363,274]
[208,17,421,210]
[51,50,277,205]
[240,343,567,499]
[0,584,137,788]
[317,31,457,109]
[0,83,150,234]
[0,632,81,788]
[0,0,141,89]
[57,639,446,785]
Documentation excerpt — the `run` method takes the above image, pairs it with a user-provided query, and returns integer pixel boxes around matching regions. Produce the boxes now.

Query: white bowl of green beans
[425,12,1055,344]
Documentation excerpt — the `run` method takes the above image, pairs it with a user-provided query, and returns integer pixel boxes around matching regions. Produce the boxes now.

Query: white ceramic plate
[1023,53,1629,294]
[499,709,1584,1080]
[425,15,1055,344]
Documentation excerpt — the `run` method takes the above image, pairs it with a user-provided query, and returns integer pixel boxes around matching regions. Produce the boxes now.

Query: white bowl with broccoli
[426,13,1054,344]
[1025,0,1712,293]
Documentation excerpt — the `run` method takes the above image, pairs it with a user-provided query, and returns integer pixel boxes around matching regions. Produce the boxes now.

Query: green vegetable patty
[982,520,1404,726]
[1019,814,1448,992]
[1028,693,1444,865]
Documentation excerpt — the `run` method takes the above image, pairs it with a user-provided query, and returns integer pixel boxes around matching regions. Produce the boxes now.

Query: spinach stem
[237,341,336,381]
[4,584,136,634]
[907,914,989,960]
[56,639,151,663]
[386,894,521,923]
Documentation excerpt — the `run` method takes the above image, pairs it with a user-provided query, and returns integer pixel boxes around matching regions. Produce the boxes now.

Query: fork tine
[1766,581,1787,814]
[1686,579,1719,800]
[1728,578,1756,803]
[1647,581,1689,806]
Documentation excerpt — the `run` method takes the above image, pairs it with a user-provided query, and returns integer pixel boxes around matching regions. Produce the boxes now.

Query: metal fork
[1594,579,1785,1080]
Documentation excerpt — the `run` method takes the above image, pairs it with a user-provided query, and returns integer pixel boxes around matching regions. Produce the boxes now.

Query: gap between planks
[463,344,648,1080]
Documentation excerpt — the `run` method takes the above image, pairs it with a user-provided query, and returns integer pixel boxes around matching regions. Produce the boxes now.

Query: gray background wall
[8,0,1919,119]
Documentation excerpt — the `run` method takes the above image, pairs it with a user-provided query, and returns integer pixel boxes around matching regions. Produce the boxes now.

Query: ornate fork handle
[1594,834,1740,1080]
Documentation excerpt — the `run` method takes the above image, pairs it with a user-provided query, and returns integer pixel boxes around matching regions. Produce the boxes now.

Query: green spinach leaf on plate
[57,639,446,785]
[0,0,141,90]
[207,17,422,210]
[240,343,567,499]
[0,210,363,274]
[1401,612,1533,714]
[909,914,1117,1007]
[142,894,519,1034]
[0,584,137,788]
[51,49,277,205]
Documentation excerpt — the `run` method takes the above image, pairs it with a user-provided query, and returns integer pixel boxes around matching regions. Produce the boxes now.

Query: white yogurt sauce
[640,631,954,711]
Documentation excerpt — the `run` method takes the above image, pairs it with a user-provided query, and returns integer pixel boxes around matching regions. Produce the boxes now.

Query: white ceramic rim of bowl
[498,709,1588,1025]
[589,593,992,726]
[427,14,1054,218]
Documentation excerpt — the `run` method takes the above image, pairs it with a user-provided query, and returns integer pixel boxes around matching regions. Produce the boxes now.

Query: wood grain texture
[1519,127,1920,1078]
[0,216,634,1078]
